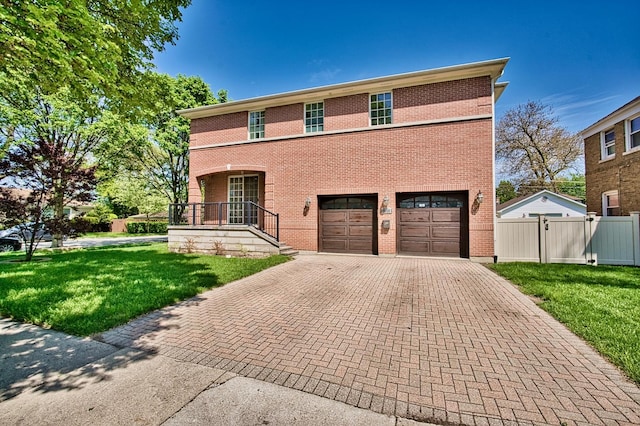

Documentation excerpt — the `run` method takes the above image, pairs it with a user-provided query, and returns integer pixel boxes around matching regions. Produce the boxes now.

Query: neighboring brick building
[175,58,509,260]
[582,96,640,216]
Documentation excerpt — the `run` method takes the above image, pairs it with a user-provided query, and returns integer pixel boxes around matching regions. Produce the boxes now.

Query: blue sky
[154,0,639,134]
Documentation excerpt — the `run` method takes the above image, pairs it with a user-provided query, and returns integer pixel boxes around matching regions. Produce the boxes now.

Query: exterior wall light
[381,195,390,208]
[476,191,484,204]
[305,197,312,208]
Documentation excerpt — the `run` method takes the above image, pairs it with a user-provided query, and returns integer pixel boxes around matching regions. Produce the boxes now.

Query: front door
[228,175,259,224]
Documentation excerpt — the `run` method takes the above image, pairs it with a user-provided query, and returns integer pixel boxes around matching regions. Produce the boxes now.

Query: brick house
[581,96,640,216]
[171,58,509,261]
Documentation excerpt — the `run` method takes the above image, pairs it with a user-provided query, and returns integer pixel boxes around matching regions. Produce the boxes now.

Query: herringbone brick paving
[101,255,640,425]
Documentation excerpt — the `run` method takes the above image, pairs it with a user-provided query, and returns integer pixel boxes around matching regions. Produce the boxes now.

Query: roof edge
[178,57,510,119]
[497,189,586,213]
[579,95,640,138]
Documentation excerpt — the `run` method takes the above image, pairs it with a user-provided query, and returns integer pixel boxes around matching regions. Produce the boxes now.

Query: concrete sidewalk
[0,319,426,425]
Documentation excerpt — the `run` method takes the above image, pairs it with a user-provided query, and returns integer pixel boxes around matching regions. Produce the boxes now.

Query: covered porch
[167,170,294,257]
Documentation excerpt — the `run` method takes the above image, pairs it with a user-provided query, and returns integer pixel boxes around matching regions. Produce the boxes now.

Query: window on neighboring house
[601,129,615,159]
[370,92,392,126]
[627,116,640,151]
[249,111,265,139]
[602,190,620,216]
[305,102,324,133]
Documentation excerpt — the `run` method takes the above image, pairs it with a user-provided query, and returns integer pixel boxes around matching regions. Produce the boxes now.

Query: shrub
[126,221,168,234]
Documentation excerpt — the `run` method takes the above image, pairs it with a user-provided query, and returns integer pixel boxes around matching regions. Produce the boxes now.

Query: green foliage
[556,174,586,201]
[496,180,517,204]
[488,262,640,384]
[0,0,191,112]
[0,86,131,251]
[100,174,168,217]
[0,243,289,336]
[96,73,223,216]
[126,222,168,234]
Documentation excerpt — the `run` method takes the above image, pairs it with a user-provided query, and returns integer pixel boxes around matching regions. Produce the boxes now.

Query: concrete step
[278,244,299,256]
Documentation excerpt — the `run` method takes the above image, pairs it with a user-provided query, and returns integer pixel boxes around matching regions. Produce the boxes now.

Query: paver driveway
[101,255,640,425]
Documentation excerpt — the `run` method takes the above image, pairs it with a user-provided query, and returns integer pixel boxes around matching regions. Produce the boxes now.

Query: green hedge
[126,222,168,234]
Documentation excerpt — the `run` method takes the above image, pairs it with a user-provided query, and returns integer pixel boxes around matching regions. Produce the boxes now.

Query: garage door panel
[400,210,431,222]
[432,240,460,255]
[348,240,374,252]
[401,226,430,238]
[322,239,348,251]
[349,225,373,237]
[349,211,373,222]
[398,206,461,257]
[432,226,459,239]
[320,205,374,254]
[322,211,348,222]
[432,210,460,222]
[399,240,430,253]
[322,225,347,237]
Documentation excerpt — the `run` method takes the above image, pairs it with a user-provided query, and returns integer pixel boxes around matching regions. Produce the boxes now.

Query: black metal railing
[168,202,279,241]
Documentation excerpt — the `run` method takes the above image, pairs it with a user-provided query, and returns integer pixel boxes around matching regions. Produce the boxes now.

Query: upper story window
[601,129,615,160]
[249,111,265,139]
[602,190,620,216]
[626,116,640,152]
[305,102,324,133]
[370,92,392,126]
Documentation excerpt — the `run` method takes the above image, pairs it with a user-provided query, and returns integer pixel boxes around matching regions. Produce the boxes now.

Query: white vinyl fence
[496,212,640,266]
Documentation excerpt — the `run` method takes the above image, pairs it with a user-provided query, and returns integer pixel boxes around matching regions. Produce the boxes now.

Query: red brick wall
[585,121,640,215]
[191,111,247,148]
[325,94,369,130]
[187,76,496,257]
[267,104,302,138]
[394,77,492,122]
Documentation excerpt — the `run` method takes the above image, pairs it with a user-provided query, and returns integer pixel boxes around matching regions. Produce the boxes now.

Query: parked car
[0,237,22,252]
[0,222,53,242]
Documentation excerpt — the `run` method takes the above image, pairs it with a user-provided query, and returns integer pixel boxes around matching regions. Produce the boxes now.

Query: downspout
[491,77,497,262]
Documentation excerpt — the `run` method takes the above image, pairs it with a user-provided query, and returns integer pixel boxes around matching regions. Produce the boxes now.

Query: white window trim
[369,91,393,126]
[304,101,324,134]
[602,190,619,217]
[624,114,640,154]
[248,111,265,140]
[600,129,615,161]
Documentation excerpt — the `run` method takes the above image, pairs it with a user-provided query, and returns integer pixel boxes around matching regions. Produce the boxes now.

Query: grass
[0,243,289,336]
[487,262,640,384]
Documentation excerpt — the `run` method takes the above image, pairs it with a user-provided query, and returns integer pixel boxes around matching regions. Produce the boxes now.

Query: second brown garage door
[397,193,467,257]
[319,196,376,254]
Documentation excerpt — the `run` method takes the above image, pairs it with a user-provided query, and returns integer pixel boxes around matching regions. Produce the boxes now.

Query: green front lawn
[0,243,288,336]
[487,262,640,384]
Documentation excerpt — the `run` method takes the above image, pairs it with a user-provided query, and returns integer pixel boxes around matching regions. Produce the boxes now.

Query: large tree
[0,87,127,250]
[496,101,583,192]
[0,0,190,110]
[115,74,223,218]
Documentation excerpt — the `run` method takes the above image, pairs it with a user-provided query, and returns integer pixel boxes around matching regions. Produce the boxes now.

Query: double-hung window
[627,116,640,152]
[305,102,324,133]
[370,92,392,126]
[249,111,265,139]
[601,129,615,160]
[602,190,620,216]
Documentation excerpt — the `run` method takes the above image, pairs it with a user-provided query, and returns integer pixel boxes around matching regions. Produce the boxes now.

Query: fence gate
[541,217,590,264]
[496,212,640,266]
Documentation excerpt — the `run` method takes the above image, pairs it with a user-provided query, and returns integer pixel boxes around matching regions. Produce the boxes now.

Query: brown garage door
[319,196,375,254]
[397,193,466,257]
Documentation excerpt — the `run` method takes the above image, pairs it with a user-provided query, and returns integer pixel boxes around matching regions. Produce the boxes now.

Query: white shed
[497,190,586,218]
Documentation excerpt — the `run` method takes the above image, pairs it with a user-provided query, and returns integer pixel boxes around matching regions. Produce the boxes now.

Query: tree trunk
[51,191,65,248]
